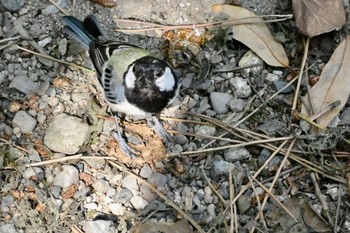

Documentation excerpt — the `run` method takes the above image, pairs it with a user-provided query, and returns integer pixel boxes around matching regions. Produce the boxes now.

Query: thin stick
[47,0,69,15]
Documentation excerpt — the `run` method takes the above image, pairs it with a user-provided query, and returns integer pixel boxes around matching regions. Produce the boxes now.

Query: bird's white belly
[109,100,150,118]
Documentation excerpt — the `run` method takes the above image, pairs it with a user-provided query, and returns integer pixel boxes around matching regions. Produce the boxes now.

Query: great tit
[62,15,180,157]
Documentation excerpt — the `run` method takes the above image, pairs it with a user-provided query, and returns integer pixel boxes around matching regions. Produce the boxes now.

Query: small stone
[209,92,234,114]
[174,134,189,145]
[229,77,252,98]
[121,175,139,193]
[92,179,110,194]
[84,220,115,233]
[271,80,294,94]
[38,37,52,47]
[51,185,62,199]
[109,203,126,216]
[0,223,18,233]
[265,73,280,82]
[238,50,263,76]
[9,75,40,94]
[44,113,89,154]
[12,111,37,133]
[195,125,216,136]
[53,165,79,191]
[228,98,246,112]
[147,173,168,188]
[23,167,44,181]
[340,108,350,125]
[113,188,133,204]
[139,164,153,178]
[224,147,251,162]
[0,0,25,12]
[211,160,234,176]
[130,195,149,210]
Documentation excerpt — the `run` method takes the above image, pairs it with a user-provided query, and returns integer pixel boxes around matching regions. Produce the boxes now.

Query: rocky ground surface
[1,0,350,233]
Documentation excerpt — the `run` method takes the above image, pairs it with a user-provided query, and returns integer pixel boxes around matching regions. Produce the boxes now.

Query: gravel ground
[1,0,350,233]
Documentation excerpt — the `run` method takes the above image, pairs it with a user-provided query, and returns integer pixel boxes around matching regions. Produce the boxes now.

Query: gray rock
[139,164,153,178]
[0,223,18,233]
[228,98,246,112]
[84,220,115,233]
[51,185,62,199]
[44,113,89,154]
[238,50,263,76]
[229,77,252,98]
[121,175,138,193]
[113,188,133,204]
[224,147,251,162]
[237,195,251,214]
[130,195,149,210]
[211,160,234,176]
[271,80,294,94]
[53,165,79,191]
[209,92,233,114]
[109,203,126,216]
[147,173,168,187]
[37,57,53,67]
[195,125,216,136]
[74,187,91,200]
[9,75,40,94]
[12,111,37,133]
[204,204,216,223]
[256,119,288,136]
[92,179,110,194]
[58,38,67,56]
[340,108,350,125]
[174,134,189,145]
[38,36,52,47]
[0,0,25,12]
[23,167,44,181]
[265,73,280,82]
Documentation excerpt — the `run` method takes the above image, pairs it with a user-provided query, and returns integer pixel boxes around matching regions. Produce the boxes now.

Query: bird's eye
[155,69,163,77]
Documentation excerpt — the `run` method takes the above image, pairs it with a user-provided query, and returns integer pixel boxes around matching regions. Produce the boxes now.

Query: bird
[62,15,180,158]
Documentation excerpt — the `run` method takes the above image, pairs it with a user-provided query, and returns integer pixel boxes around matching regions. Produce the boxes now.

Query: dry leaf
[133,220,195,233]
[301,36,350,128]
[293,0,346,37]
[212,4,289,67]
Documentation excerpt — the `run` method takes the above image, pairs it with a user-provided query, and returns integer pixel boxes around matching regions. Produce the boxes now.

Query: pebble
[84,220,115,233]
[340,108,350,125]
[256,119,288,136]
[44,113,89,154]
[9,75,40,94]
[58,38,67,56]
[0,223,18,233]
[209,92,234,114]
[50,185,62,199]
[174,134,189,145]
[224,147,251,162]
[229,77,252,98]
[12,111,37,133]
[147,173,168,188]
[130,195,149,210]
[265,73,280,82]
[228,98,246,112]
[195,125,216,137]
[38,36,52,47]
[0,0,25,12]
[121,175,139,193]
[42,0,69,15]
[112,188,133,204]
[92,179,110,194]
[211,160,234,176]
[238,50,263,76]
[271,80,294,94]
[23,167,44,181]
[204,204,216,223]
[108,203,126,216]
[53,165,79,191]
[139,164,153,178]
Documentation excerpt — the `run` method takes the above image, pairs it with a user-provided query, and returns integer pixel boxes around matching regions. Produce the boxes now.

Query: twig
[26,155,118,167]
[0,36,21,44]
[47,0,69,15]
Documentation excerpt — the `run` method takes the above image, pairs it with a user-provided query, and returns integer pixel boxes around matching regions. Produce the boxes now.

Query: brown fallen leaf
[212,4,289,67]
[293,0,346,38]
[301,36,350,128]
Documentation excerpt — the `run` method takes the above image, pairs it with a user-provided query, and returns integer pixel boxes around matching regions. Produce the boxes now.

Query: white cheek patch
[124,65,136,89]
[155,67,175,92]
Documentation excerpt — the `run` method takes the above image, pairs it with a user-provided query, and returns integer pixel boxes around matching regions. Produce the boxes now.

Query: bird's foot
[113,132,138,158]
[147,117,172,144]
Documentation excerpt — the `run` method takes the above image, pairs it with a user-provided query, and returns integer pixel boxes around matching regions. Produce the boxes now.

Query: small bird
[62,15,180,157]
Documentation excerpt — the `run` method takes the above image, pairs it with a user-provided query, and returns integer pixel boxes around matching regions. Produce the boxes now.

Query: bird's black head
[123,56,179,114]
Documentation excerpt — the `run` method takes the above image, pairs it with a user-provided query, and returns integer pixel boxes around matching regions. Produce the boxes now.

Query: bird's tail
[62,15,106,48]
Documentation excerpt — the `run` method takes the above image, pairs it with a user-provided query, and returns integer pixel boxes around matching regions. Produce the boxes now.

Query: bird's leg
[147,117,172,144]
[112,114,137,158]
